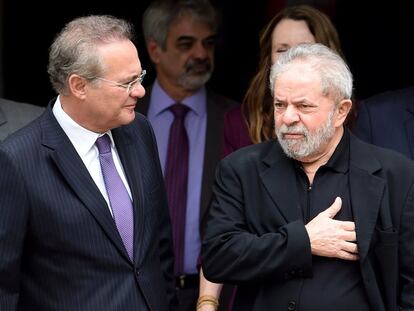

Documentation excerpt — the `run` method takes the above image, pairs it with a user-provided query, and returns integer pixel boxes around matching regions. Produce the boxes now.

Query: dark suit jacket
[202,131,414,311]
[0,98,44,141]
[353,86,414,160]
[136,86,238,234]
[0,102,177,311]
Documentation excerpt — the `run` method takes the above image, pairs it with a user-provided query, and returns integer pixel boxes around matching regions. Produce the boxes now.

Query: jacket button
[287,301,296,311]
[135,268,140,276]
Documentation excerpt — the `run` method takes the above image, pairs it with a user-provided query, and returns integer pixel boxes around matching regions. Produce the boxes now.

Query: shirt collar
[52,96,114,157]
[322,129,350,173]
[293,128,350,174]
[149,79,207,117]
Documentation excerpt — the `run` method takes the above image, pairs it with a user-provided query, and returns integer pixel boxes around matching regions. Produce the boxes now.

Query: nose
[282,105,300,125]
[130,83,145,98]
[193,42,208,59]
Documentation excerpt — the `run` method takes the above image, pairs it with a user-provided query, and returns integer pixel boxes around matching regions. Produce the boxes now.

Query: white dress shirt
[52,96,132,215]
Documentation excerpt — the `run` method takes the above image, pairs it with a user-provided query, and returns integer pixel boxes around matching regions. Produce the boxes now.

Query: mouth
[124,103,136,110]
[283,133,304,140]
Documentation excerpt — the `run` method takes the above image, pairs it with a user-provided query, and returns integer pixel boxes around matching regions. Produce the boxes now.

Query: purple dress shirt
[147,80,207,274]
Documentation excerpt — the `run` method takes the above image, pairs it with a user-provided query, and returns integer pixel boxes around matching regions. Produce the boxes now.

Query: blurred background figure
[198,5,346,311]
[137,0,237,310]
[0,97,43,140]
[353,86,414,160]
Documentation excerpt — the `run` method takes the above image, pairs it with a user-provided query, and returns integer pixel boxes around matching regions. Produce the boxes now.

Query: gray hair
[142,0,217,51]
[48,15,134,94]
[269,43,353,103]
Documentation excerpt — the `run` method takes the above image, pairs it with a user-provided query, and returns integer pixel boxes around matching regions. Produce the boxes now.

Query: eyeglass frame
[92,69,146,94]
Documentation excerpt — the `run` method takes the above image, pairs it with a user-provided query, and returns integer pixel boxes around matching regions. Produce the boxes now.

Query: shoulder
[361,86,414,111]
[221,139,275,170]
[206,88,239,111]
[351,133,414,175]
[0,98,44,115]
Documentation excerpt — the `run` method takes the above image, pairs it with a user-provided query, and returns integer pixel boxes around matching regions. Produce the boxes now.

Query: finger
[342,241,358,254]
[337,250,359,261]
[324,197,342,218]
[339,231,357,242]
[339,221,355,231]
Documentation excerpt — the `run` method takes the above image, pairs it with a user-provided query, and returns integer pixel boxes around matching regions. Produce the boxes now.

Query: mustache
[278,124,308,135]
[185,58,211,72]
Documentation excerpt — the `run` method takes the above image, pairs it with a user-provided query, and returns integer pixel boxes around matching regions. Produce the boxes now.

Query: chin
[120,111,136,125]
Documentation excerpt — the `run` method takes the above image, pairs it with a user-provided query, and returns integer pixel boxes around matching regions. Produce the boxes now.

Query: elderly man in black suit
[202,43,414,311]
[0,15,177,311]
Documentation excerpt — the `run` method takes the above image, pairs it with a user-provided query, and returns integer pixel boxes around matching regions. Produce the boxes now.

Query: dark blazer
[0,102,177,311]
[136,86,238,233]
[0,98,44,141]
[202,131,414,311]
[353,86,414,160]
[223,105,252,157]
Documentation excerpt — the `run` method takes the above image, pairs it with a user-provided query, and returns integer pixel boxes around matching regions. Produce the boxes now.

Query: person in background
[353,86,414,160]
[0,97,43,140]
[138,1,237,310]
[202,43,414,311]
[0,15,177,311]
[198,5,345,310]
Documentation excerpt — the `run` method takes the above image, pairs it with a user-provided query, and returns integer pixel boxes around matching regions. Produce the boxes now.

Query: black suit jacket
[136,86,238,234]
[0,98,44,141]
[202,131,414,311]
[0,102,177,311]
[353,86,414,160]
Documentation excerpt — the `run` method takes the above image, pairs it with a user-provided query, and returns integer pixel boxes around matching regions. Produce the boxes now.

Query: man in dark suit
[202,43,414,311]
[0,97,43,140]
[0,15,177,311]
[138,1,237,310]
[353,86,414,160]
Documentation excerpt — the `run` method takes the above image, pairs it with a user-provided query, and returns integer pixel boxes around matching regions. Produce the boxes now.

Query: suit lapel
[260,142,302,223]
[349,135,384,262]
[404,104,414,159]
[41,105,131,262]
[200,91,225,223]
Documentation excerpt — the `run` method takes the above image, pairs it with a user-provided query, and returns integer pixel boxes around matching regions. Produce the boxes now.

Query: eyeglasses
[94,70,146,94]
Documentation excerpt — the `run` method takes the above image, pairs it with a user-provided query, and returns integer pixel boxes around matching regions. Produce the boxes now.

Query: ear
[146,39,163,64]
[68,74,88,99]
[334,99,352,127]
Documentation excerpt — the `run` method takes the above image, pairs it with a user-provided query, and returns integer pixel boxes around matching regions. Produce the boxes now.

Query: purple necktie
[164,103,190,274]
[96,134,134,260]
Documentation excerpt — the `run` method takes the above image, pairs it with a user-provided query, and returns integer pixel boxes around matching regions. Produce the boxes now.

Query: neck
[300,126,344,184]
[157,75,197,102]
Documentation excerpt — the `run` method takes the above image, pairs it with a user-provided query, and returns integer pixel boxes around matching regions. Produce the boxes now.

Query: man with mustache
[137,1,238,310]
[202,43,414,311]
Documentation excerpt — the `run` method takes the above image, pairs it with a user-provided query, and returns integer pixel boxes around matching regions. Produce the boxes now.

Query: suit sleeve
[201,158,312,284]
[399,183,414,309]
[0,148,28,311]
[145,118,178,311]
[352,100,373,143]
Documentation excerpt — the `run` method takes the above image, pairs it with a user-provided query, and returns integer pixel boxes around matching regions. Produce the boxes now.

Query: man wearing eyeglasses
[0,15,177,311]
